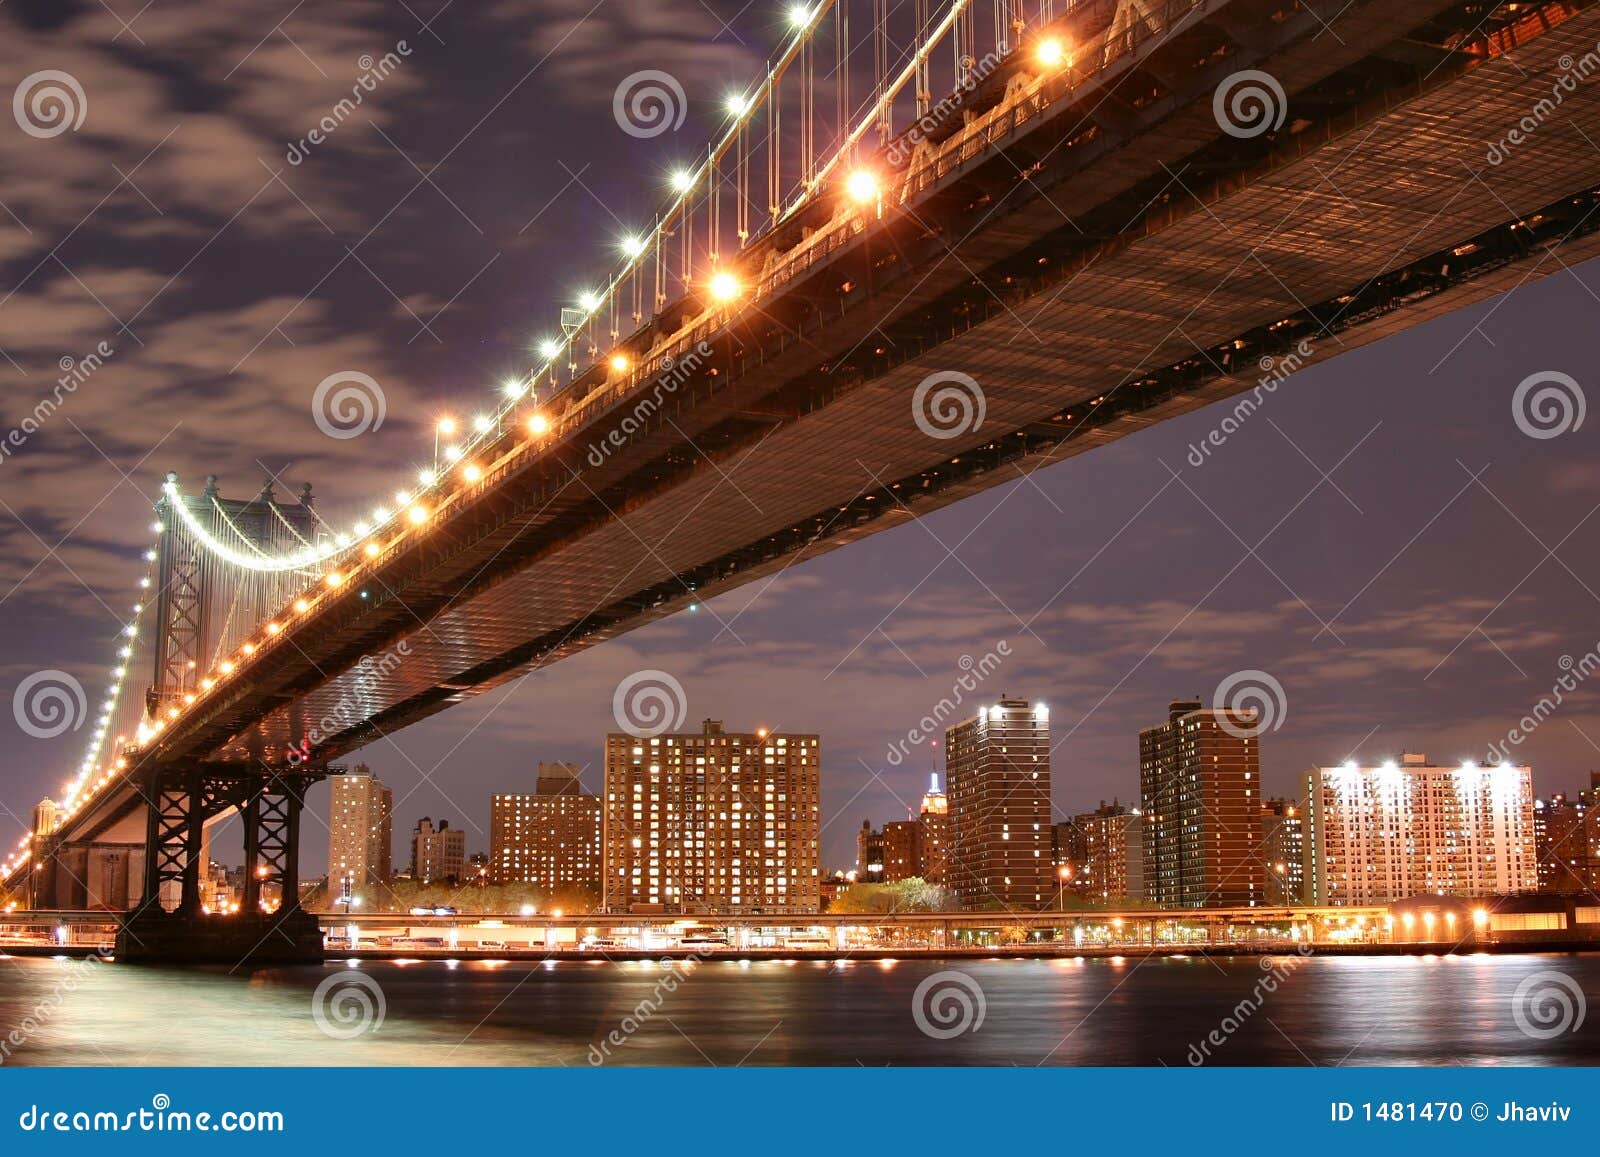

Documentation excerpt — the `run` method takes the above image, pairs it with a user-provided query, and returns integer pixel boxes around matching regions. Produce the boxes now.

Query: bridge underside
[17,1,1600,949]
[216,0,1600,764]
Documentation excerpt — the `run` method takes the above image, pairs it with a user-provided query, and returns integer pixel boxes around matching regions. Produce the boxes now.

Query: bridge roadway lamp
[845,169,879,205]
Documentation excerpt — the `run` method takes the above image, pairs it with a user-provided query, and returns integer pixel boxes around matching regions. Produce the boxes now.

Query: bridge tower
[114,473,329,965]
[147,473,318,718]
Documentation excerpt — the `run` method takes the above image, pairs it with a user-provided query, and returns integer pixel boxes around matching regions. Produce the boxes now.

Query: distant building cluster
[851,695,1592,913]
[304,690,1598,916]
[856,774,950,884]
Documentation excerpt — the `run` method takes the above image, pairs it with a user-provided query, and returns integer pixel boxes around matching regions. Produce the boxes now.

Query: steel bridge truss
[141,764,324,918]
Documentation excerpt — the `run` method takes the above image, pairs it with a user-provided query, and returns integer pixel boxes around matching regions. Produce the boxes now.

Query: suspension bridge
[8,0,1600,963]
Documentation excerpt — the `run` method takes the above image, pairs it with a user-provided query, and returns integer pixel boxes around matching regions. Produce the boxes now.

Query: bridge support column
[118,766,324,967]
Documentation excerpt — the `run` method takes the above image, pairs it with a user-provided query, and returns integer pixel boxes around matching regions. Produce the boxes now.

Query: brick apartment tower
[489,762,602,895]
[1139,699,1262,907]
[946,697,1052,910]
[603,720,820,914]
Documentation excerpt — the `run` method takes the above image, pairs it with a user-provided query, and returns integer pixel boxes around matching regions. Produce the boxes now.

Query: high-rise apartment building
[1260,798,1305,905]
[1303,754,1538,904]
[602,720,820,914]
[1139,699,1262,908]
[946,697,1052,910]
[410,817,465,885]
[1070,801,1145,904]
[327,764,393,901]
[490,762,602,895]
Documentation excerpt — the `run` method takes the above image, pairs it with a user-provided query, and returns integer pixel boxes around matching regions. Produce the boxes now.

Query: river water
[1,951,1596,1066]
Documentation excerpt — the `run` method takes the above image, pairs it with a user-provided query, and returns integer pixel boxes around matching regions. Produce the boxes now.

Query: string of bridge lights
[0,519,163,881]
[4,7,1082,886]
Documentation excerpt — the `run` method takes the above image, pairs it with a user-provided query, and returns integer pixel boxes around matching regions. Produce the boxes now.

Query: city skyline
[5,4,1600,880]
[46,695,1581,884]
[147,697,1593,900]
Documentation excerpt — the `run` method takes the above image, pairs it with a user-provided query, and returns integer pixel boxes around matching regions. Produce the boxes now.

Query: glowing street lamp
[845,168,879,205]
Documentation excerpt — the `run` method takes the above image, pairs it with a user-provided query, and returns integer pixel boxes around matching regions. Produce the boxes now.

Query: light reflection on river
[1,952,1595,1066]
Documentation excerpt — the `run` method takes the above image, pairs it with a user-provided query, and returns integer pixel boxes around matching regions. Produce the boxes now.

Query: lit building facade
[410,817,465,885]
[1139,699,1262,908]
[882,820,920,881]
[917,773,950,884]
[603,720,820,914]
[1303,754,1538,904]
[1052,820,1089,899]
[1260,798,1305,905]
[1071,801,1144,904]
[327,764,392,900]
[1533,792,1597,893]
[946,697,1052,910]
[490,762,602,894]
[856,820,884,882]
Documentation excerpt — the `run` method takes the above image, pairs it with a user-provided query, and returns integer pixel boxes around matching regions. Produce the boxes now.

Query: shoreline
[6,939,1599,963]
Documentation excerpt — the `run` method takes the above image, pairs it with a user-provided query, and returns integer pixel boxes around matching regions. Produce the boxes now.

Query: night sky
[3,1,1598,876]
